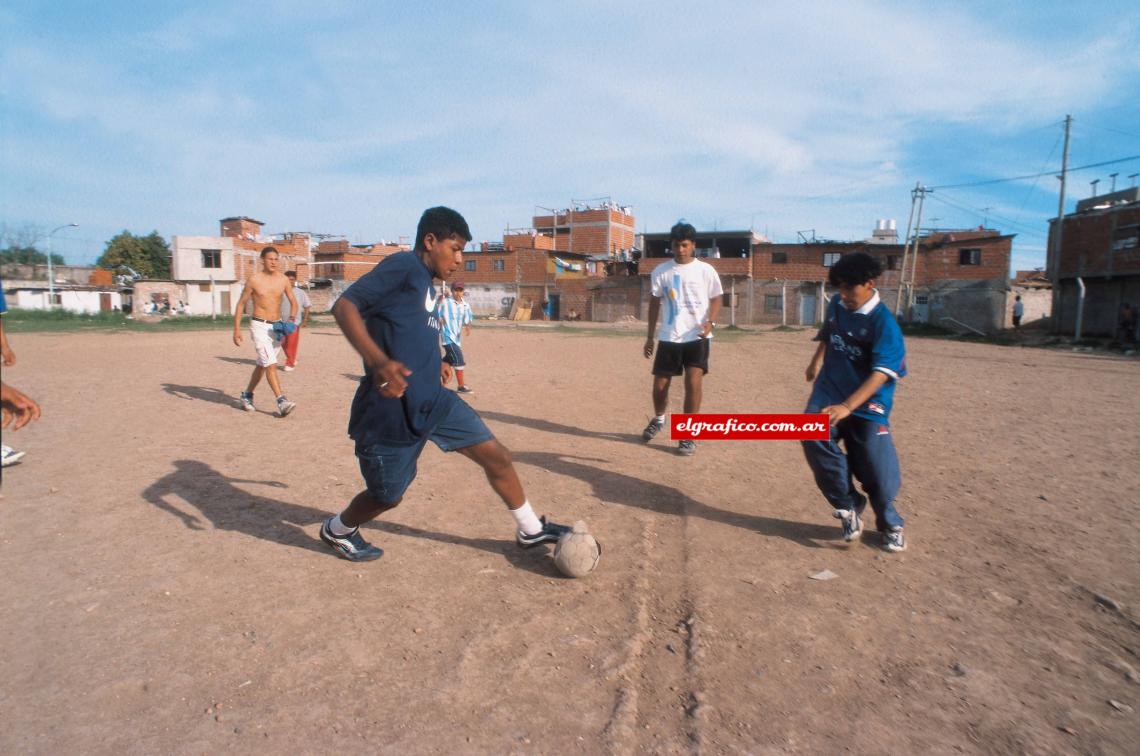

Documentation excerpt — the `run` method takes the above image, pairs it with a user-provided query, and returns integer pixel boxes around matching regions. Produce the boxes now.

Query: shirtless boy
[232,247,298,416]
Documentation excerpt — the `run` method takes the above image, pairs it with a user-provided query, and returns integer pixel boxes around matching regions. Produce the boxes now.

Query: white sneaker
[1,444,26,467]
[276,397,296,417]
[282,366,295,372]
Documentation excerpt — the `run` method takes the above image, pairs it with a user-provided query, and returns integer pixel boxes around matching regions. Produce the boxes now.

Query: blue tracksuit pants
[801,412,904,531]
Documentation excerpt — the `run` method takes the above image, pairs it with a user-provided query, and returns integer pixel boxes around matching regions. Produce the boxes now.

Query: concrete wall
[171,236,236,281]
[12,288,123,314]
[1055,276,1140,337]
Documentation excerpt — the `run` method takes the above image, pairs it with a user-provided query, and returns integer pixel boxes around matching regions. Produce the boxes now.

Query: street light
[46,223,78,309]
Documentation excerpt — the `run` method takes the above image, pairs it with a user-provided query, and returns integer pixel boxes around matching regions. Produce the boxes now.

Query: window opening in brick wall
[914,294,929,305]
[465,260,476,272]
[959,248,981,265]
[1112,225,1138,251]
[822,252,841,267]
[765,294,783,312]
[493,259,505,272]
[771,251,788,264]
[201,249,221,268]
[885,255,899,270]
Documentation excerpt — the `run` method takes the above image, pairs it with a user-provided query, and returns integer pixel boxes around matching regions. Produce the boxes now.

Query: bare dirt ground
[1,323,1138,755]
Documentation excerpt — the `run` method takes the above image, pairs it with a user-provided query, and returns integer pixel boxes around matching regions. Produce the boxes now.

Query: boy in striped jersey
[438,282,474,394]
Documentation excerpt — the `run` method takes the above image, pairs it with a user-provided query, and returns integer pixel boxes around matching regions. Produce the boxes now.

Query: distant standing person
[232,247,298,416]
[280,270,311,372]
[641,221,723,456]
[1118,302,1137,344]
[438,281,474,393]
[1012,295,1024,330]
[0,285,28,467]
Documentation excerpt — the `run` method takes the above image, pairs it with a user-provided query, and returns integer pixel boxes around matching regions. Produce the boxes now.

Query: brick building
[532,200,636,255]
[1047,187,1140,337]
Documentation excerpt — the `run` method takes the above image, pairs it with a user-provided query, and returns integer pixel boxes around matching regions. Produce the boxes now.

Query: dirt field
[1,323,1138,755]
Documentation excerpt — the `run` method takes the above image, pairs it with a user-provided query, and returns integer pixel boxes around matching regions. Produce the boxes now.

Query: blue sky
[2,1,1138,273]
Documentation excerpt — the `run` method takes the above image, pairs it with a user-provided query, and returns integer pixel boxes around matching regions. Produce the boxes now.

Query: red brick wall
[1053,204,1140,278]
[532,208,636,254]
[233,235,311,283]
[462,252,517,284]
[554,278,590,320]
[917,232,1011,283]
[220,218,263,240]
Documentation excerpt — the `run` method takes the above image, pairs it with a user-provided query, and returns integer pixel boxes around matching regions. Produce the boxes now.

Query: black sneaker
[456,385,474,394]
[642,418,664,442]
[516,516,571,549]
[833,508,863,542]
[320,517,383,561]
[678,439,697,456]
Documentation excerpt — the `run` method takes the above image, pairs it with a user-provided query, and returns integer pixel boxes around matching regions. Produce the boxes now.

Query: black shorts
[442,343,465,368]
[1012,315,1022,327]
[652,339,710,376]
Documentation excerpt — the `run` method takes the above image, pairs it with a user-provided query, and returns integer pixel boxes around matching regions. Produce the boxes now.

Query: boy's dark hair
[260,246,278,258]
[284,270,297,279]
[670,221,697,243]
[416,207,472,250]
[828,252,882,287]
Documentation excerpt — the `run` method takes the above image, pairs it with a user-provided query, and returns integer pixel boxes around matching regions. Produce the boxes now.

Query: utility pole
[904,186,927,317]
[895,183,919,317]
[1047,114,1072,333]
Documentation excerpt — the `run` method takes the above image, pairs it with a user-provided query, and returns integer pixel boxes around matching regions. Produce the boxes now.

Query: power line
[928,154,1140,190]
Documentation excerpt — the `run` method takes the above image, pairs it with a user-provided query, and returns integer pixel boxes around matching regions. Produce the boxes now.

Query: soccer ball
[553,521,601,578]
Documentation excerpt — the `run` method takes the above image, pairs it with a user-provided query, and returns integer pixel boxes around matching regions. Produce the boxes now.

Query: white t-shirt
[650,259,724,343]
[280,285,312,324]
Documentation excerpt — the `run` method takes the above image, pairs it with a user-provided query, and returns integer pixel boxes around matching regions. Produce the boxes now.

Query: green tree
[0,246,64,265]
[97,231,171,279]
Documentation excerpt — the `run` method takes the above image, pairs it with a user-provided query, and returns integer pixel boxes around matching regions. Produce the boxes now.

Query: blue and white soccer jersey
[437,297,472,347]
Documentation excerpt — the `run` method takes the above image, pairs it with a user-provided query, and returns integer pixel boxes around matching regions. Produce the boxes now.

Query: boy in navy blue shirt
[802,252,908,552]
[320,207,571,561]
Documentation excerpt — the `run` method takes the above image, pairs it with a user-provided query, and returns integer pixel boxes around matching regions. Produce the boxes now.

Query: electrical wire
[929,154,1140,190]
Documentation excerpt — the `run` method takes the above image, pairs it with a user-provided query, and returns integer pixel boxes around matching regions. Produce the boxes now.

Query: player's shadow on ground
[162,383,237,407]
[216,356,259,366]
[511,451,837,548]
[142,460,560,573]
[480,410,665,451]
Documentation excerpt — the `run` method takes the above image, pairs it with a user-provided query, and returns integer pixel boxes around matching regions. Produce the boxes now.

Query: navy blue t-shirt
[809,292,907,424]
[340,251,448,446]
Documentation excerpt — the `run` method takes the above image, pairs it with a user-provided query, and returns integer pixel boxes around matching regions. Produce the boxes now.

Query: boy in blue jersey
[321,207,571,562]
[802,252,908,552]
[437,282,474,393]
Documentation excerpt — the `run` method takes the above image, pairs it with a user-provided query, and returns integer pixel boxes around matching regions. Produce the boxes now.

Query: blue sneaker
[320,517,383,562]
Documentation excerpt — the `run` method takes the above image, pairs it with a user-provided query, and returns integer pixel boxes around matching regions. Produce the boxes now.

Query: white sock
[511,500,543,536]
[655,414,666,424]
[328,514,354,536]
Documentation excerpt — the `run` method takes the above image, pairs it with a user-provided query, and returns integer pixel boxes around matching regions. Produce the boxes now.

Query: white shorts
[250,320,280,367]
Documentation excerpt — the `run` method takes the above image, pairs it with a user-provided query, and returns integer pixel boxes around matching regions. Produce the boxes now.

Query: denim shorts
[356,393,493,504]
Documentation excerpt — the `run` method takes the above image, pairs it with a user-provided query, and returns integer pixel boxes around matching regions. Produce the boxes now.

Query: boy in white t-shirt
[642,221,723,455]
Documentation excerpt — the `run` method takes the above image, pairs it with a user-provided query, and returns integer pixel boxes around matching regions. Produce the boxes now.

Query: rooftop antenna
[1109,172,1119,192]
[1090,178,1100,197]
[981,207,993,227]
[1129,173,1138,187]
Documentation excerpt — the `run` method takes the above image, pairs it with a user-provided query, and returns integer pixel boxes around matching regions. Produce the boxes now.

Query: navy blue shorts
[355,393,493,504]
[442,343,466,368]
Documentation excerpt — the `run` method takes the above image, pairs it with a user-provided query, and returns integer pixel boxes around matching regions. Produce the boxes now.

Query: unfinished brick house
[1048,187,1140,337]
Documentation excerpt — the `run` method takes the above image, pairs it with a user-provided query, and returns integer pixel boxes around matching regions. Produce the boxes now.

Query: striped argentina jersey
[437,296,473,346]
